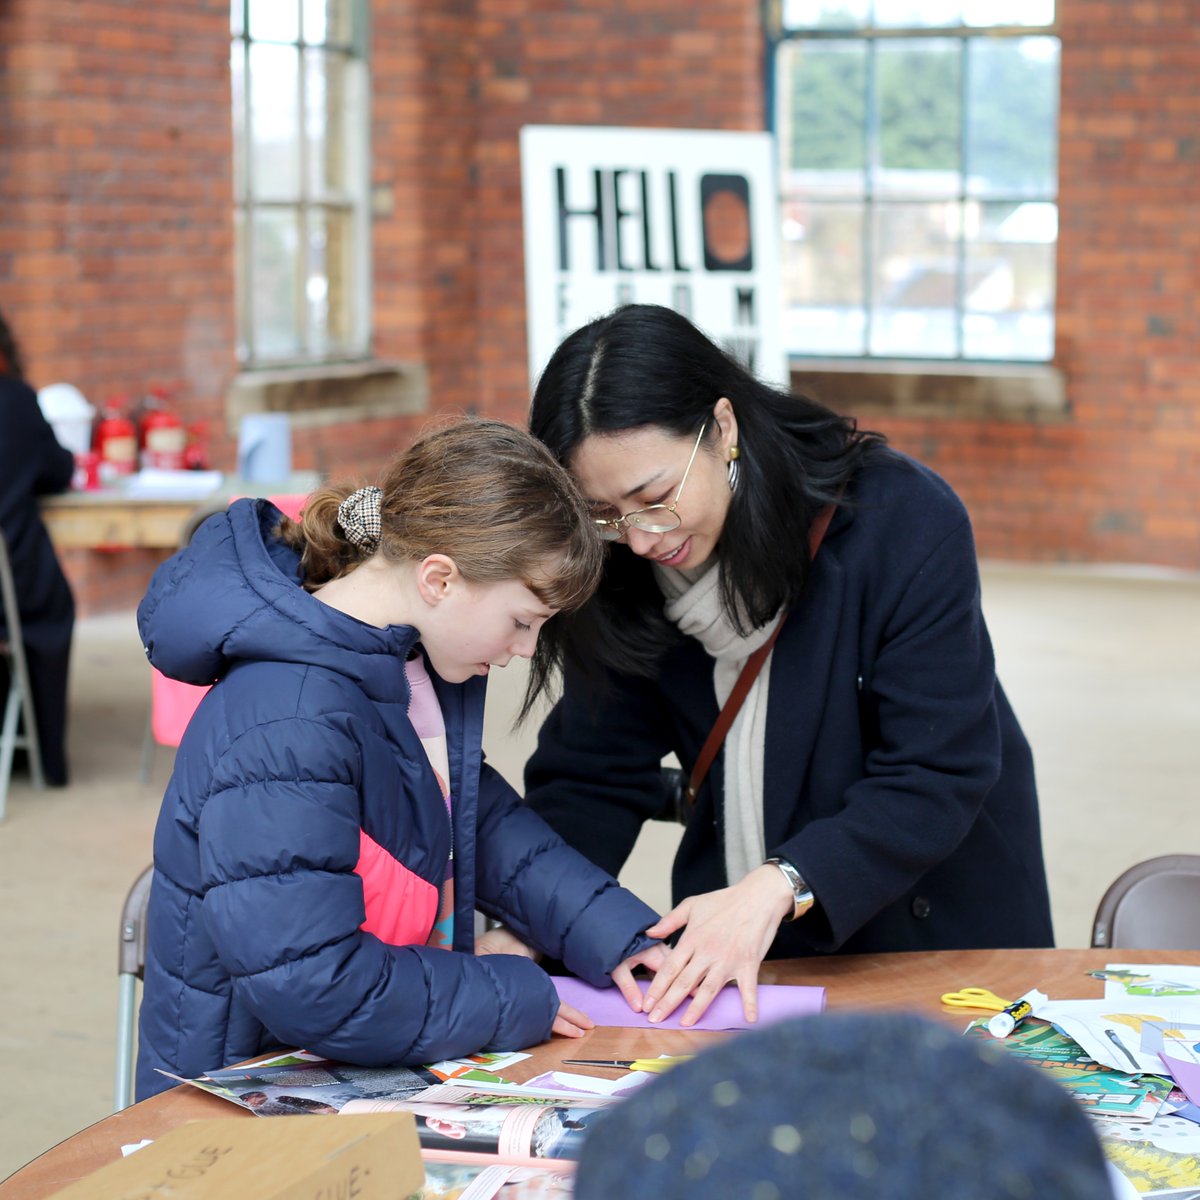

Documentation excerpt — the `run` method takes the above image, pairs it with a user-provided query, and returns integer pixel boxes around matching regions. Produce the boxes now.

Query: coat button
[911,896,931,919]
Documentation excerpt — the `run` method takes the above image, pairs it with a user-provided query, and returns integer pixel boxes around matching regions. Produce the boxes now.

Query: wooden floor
[1,561,1198,1180]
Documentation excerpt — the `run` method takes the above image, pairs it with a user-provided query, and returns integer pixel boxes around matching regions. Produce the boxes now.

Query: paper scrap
[551,977,825,1032]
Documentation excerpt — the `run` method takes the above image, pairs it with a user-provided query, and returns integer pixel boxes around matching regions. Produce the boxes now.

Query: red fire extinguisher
[141,408,188,470]
[94,399,138,484]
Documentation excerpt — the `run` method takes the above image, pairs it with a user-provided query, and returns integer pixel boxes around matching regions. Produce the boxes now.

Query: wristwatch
[765,857,815,922]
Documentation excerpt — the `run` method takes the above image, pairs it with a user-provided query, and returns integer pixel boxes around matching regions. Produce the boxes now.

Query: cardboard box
[47,1113,423,1200]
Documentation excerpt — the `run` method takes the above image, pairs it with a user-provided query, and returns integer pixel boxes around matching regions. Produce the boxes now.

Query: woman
[522,304,1053,1027]
[135,419,663,1100]
[0,309,75,785]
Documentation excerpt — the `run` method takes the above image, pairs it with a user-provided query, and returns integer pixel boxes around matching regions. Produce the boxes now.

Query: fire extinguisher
[94,399,138,484]
[141,408,188,470]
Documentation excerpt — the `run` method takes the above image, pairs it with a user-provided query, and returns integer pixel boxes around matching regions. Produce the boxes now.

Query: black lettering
[616,281,635,306]
[667,171,691,272]
[722,334,759,374]
[735,287,755,324]
[672,283,693,318]
[612,169,635,271]
[556,166,607,272]
[640,171,661,271]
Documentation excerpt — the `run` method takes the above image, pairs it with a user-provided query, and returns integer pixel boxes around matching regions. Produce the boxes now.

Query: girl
[522,304,1054,1028]
[135,419,663,1100]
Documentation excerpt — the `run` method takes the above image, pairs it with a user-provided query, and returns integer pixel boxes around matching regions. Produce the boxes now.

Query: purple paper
[553,976,825,1032]
[1160,1052,1200,1109]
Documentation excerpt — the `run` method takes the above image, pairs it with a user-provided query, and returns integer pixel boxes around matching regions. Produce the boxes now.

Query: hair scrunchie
[337,485,383,550]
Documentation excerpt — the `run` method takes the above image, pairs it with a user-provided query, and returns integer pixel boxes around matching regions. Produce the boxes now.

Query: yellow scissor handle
[940,987,1011,1012]
[629,1056,692,1074]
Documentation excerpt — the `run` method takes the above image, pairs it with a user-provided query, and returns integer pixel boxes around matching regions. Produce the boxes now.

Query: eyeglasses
[592,421,709,542]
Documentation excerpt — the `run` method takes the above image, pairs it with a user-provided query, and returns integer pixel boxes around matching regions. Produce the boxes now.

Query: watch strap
[765,856,814,922]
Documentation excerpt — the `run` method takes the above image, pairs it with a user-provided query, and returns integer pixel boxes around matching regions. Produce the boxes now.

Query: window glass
[870,201,960,357]
[251,208,302,361]
[873,0,961,28]
[962,0,1055,26]
[782,0,869,29]
[779,40,866,185]
[303,0,354,46]
[782,202,867,356]
[966,37,1059,196]
[249,42,301,201]
[249,0,299,43]
[230,41,246,201]
[772,5,1058,362]
[962,201,1056,359]
[234,0,369,365]
[875,40,960,194]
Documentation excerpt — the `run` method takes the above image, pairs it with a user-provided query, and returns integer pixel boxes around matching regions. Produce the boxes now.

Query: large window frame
[768,3,1060,368]
[231,0,372,369]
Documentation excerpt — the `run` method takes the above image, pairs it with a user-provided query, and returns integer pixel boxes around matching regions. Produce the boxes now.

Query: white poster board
[520,125,784,391]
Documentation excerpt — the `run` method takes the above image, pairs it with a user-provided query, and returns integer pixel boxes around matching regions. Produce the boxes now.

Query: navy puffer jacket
[135,499,658,1100]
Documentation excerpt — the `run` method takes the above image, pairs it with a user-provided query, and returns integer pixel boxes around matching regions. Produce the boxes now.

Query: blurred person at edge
[0,308,75,785]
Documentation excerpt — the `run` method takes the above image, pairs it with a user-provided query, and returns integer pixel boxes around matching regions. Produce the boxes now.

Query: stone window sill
[227,359,428,432]
[789,359,1066,422]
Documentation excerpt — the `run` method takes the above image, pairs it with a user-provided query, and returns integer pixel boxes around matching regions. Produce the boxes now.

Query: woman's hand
[474,925,542,962]
[552,999,594,1038]
[610,942,671,1012]
[639,864,795,1027]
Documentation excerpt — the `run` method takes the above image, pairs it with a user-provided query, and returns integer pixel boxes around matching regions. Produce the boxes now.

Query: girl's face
[568,399,738,573]
[419,575,557,684]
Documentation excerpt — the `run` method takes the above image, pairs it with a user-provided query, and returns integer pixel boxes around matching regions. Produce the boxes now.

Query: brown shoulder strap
[684,501,837,805]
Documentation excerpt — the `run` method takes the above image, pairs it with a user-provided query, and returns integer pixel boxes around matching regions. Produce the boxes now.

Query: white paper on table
[1101,964,1200,1000]
[527,1070,654,1097]
[1038,997,1200,1073]
[123,469,224,499]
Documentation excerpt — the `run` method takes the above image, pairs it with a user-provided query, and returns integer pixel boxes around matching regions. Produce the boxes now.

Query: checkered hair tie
[337,485,383,550]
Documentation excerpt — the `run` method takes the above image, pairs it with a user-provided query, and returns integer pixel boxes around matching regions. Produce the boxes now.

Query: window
[231,0,370,366]
[771,2,1059,363]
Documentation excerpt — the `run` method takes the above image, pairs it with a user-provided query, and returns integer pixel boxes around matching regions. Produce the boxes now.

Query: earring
[727,445,740,493]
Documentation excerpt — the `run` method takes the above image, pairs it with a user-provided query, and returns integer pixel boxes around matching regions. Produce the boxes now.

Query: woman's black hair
[0,308,26,380]
[526,303,886,700]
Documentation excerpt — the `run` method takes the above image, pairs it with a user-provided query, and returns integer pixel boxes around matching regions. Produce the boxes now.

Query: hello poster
[520,125,785,390]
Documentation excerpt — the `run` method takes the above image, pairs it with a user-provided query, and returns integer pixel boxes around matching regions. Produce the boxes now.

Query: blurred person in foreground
[574,1010,1124,1200]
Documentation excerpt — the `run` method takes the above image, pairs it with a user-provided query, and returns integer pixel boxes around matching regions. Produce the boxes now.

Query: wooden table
[4,947,1194,1197]
[40,475,320,550]
[40,491,214,550]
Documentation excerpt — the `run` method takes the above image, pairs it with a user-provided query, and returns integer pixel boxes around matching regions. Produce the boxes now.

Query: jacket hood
[137,498,419,701]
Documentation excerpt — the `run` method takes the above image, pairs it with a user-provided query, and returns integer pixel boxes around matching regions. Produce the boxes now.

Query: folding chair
[1091,855,1200,949]
[0,528,45,820]
[114,863,154,1111]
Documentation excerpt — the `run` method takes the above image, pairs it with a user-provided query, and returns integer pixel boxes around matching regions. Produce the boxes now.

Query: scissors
[939,987,1012,1012]
[561,1056,692,1074]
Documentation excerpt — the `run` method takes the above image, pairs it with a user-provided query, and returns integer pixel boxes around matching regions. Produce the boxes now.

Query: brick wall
[3,0,1197,618]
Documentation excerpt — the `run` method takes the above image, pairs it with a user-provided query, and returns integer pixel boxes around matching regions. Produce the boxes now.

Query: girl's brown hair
[278,418,603,617]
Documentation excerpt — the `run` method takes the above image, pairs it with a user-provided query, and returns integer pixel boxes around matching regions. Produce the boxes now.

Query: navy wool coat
[0,376,74,784]
[135,499,658,1100]
[526,451,1054,956]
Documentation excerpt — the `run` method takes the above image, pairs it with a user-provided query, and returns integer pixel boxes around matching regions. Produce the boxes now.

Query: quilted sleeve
[474,764,659,985]
[198,712,559,1064]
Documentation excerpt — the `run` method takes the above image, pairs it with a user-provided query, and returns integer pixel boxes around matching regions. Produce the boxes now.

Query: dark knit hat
[573,1011,1113,1200]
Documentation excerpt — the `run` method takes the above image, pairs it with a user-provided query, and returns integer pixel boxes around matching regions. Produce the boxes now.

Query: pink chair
[138,493,309,781]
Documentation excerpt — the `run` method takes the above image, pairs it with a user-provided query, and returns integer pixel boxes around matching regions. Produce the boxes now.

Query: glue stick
[987,988,1048,1038]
